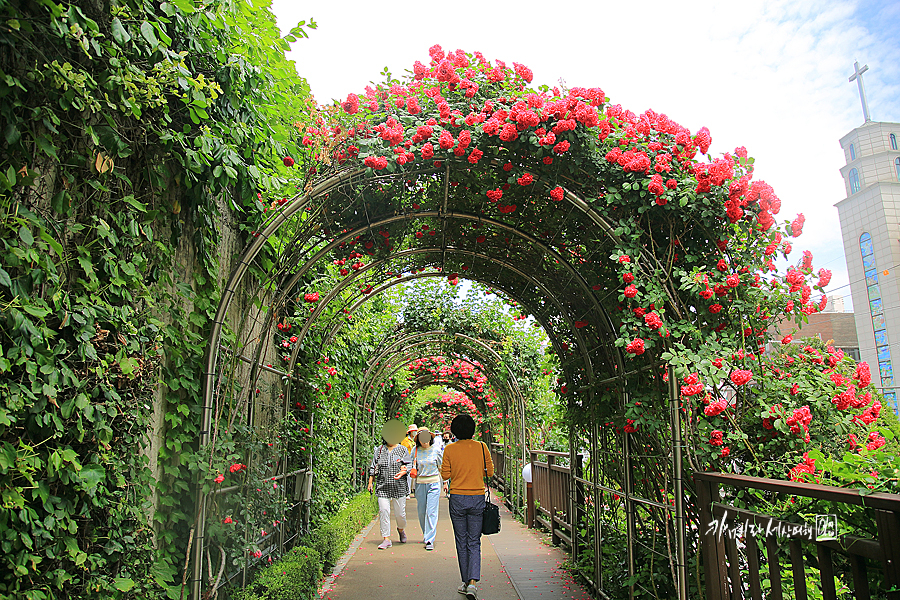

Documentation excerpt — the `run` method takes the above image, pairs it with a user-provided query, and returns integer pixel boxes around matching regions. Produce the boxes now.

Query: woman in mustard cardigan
[440,414,494,600]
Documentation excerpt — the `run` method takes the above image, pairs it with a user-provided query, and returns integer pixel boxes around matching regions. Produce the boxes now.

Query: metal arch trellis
[197,158,690,598]
[350,331,529,512]
[279,261,598,416]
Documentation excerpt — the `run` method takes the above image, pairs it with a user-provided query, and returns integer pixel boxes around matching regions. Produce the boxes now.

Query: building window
[896,157,900,181]
[850,168,861,193]
[892,133,898,151]
[859,232,896,411]
[849,143,856,160]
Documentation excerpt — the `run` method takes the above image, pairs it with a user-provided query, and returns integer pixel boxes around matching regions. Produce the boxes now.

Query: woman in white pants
[368,437,411,549]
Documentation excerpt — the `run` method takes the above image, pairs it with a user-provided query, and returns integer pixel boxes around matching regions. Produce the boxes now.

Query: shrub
[233,546,322,600]
[301,492,377,568]
[235,492,377,598]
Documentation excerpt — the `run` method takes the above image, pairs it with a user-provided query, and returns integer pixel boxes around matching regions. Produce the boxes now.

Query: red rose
[438,131,455,149]
[622,272,635,284]
[499,123,518,142]
[553,140,571,154]
[791,214,805,237]
[730,370,752,386]
[618,255,631,264]
[341,93,360,115]
[623,285,638,298]
[486,189,503,202]
[725,274,740,288]
[435,59,455,82]
[818,268,832,287]
[704,399,727,416]
[550,187,564,201]
[513,62,533,83]
[709,304,722,314]
[716,259,728,272]
[283,156,294,167]
[644,312,662,331]
[625,338,645,355]
[517,173,533,186]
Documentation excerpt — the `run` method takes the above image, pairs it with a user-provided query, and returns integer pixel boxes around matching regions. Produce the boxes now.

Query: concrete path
[319,490,593,600]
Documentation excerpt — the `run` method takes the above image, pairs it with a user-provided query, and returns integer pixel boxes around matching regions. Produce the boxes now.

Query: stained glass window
[860,232,895,412]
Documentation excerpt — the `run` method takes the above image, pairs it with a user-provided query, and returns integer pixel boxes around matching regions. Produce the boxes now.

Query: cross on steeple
[849,61,872,123]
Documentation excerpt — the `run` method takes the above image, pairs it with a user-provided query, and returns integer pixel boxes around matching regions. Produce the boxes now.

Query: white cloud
[272,0,900,311]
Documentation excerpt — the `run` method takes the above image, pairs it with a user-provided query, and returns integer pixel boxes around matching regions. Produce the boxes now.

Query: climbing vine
[0,0,315,597]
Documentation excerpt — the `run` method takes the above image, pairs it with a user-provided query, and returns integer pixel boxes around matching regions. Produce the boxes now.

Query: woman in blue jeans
[412,428,444,550]
[440,414,494,600]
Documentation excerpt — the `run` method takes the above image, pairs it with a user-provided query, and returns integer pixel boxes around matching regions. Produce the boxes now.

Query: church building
[835,62,900,413]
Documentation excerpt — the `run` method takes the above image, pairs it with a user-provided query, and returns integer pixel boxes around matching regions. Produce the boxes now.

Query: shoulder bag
[480,442,500,535]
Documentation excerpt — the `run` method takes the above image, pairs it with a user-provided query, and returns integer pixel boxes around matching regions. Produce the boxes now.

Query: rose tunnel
[191,47,830,599]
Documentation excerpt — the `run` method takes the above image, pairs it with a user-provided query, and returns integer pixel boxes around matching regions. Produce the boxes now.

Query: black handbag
[480,442,501,535]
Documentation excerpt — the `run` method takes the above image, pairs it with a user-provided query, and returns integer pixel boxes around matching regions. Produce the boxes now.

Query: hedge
[234,492,377,599]
[301,492,378,568]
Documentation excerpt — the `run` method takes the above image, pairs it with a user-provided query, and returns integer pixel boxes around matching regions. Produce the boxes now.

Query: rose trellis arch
[193,46,825,599]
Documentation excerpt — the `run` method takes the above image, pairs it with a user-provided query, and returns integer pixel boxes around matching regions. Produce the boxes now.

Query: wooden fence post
[548,455,559,545]
[696,477,728,600]
[526,481,535,529]
[875,509,900,600]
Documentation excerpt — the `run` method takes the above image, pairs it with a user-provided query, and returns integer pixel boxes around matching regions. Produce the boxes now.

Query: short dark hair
[450,414,476,440]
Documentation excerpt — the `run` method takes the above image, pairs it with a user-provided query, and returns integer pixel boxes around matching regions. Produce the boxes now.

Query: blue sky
[272,0,900,311]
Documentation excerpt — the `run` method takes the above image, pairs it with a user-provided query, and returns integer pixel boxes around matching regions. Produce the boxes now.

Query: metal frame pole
[669,366,688,600]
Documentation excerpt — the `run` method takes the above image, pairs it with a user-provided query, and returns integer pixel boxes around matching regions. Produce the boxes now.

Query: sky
[271,0,900,312]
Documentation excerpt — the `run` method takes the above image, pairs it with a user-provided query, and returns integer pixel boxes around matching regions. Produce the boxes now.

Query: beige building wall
[836,121,900,413]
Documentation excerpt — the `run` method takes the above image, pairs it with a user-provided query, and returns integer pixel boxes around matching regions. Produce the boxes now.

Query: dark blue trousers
[449,494,485,582]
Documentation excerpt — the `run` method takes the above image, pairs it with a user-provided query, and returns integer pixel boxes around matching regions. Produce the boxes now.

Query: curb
[317,515,378,598]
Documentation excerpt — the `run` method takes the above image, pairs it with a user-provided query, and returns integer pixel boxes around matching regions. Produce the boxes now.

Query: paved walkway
[319,490,592,600]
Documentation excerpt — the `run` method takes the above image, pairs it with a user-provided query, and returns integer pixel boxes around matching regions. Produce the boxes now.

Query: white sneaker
[466,584,477,600]
[457,583,467,595]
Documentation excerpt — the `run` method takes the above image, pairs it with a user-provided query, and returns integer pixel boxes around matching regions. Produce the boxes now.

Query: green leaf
[4,123,20,145]
[36,136,59,161]
[18,225,33,246]
[171,0,196,13]
[39,229,64,259]
[0,442,15,473]
[111,18,131,45]
[123,195,147,212]
[23,305,50,318]
[78,463,106,492]
[119,356,138,377]
[0,268,11,289]
[140,22,159,49]
[114,578,135,592]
